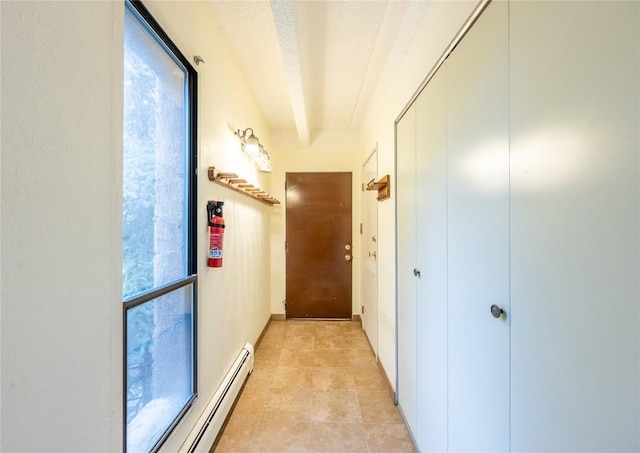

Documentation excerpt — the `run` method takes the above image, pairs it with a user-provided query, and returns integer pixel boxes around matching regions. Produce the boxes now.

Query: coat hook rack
[207,167,280,206]
[366,175,391,201]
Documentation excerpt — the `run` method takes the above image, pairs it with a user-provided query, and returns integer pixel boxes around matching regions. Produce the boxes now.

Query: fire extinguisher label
[209,232,223,259]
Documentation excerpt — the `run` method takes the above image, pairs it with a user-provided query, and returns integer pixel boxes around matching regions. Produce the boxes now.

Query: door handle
[490,304,504,319]
[413,269,421,277]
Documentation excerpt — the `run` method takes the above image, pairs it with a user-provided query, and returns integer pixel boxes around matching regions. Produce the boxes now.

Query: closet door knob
[490,304,504,319]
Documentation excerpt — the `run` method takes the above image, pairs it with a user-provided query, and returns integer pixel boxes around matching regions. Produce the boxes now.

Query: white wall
[1,2,123,451]
[359,0,481,389]
[1,1,273,451]
[269,129,363,318]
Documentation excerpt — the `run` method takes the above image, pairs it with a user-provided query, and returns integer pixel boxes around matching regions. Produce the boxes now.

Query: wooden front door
[285,172,352,318]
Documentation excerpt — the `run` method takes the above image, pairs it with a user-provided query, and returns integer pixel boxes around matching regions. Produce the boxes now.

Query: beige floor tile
[228,386,269,418]
[272,365,314,389]
[314,349,350,367]
[284,334,315,350]
[213,414,259,453]
[310,390,362,423]
[262,387,316,421]
[314,324,346,338]
[251,418,311,453]
[279,348,316,366]
[244,365,276,390]
[305,422,368,452]
[351,366,389,390]
[216,320,416,452]
[347,348,377,368]
[258,335,286,350]
[358,390,404,424]
[286,323,315,338]
[348,333,374,351]
[253,348,282,366]
[364,423,417,452]
[312,367,356,391]
[315,336,349,350]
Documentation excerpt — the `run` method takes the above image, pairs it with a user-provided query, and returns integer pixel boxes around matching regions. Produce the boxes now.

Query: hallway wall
[1,1,273,451]
[359,0,481,390]
[145,2,273,451]
[1,2,123,450]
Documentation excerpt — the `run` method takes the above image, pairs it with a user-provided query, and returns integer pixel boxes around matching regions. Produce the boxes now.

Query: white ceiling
[209,0,431,146]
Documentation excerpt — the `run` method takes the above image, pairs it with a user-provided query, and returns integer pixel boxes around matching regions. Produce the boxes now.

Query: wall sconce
[235,127,272,173]
[256,145,272,173]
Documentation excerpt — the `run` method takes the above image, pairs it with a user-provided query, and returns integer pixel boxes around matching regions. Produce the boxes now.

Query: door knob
[490,304,504,318]
[345,254,352,261]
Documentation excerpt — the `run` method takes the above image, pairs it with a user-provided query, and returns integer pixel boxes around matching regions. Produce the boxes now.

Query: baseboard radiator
[179,342,254,453]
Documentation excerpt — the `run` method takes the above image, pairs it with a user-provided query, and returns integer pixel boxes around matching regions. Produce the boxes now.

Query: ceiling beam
[270,0,310,147]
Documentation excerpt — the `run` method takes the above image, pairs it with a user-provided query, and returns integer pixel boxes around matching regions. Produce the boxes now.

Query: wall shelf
[366,174,391,201]
[207,166,280,206]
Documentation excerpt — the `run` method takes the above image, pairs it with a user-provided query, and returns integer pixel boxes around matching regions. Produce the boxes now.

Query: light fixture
[256,145,272,173]
[235,127,272,173]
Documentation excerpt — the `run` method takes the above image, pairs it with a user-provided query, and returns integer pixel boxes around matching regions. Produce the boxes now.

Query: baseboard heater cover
[179,342,254,453]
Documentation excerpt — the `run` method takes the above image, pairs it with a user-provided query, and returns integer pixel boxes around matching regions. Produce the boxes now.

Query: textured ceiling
[209,0,431,146]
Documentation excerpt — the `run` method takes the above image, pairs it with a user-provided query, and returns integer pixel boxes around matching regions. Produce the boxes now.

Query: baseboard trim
[377,359,396,402]
[254,317,272,351]
[270,313,286,321]
[351,314,362,326]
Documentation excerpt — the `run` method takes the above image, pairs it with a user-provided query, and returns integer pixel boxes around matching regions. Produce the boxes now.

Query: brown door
[286,172,352,318]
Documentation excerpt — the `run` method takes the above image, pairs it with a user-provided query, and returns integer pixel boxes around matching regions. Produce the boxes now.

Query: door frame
[361,146,379,354]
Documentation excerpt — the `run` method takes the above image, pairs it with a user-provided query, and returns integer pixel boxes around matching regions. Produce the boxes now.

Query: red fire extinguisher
[207,201,225,267]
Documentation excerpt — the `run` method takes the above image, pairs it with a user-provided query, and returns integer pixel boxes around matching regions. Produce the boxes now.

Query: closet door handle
[413,269,421,277]
[490,304,504,319]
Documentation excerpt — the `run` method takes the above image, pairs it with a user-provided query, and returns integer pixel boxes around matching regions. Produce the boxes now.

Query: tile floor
[213,320,416,453]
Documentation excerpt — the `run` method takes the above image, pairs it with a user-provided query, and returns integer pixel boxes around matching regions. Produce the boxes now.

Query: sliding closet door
[446,1,510,451]
[396,104,417,432]
[414,66,448,452]
[510,2,640,450]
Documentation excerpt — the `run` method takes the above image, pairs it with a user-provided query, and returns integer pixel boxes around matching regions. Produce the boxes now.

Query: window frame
[122,1,198,451]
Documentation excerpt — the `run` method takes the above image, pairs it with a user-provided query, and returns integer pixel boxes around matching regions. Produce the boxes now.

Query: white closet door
[446,1,510,451]
[510,1,640,450]
[415,66,448,452]
[396,104,418,433]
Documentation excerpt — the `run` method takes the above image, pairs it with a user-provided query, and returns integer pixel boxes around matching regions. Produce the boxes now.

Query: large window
[123,2,197,452]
